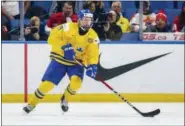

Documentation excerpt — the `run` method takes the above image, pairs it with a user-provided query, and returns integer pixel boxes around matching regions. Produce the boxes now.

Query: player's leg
[61,75,82,112]
[61,64,84,112]
[23,60,67,113]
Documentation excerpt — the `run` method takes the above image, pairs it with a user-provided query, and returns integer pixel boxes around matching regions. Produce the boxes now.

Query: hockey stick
[75,59,160,117]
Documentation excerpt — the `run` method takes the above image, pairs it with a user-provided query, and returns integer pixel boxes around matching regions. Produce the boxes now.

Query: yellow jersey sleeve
[47,25,64,46]
[85,34,100,65]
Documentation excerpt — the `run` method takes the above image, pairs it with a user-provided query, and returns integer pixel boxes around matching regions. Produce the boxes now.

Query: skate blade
[22,109,30,115]
[61,111,66,115]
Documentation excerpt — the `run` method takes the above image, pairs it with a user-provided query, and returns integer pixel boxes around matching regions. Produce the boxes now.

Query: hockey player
[23,9,99,113]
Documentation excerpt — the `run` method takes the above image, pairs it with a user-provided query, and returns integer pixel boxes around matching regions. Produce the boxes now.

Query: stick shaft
[75,59,154,116]
[76,60,136,107]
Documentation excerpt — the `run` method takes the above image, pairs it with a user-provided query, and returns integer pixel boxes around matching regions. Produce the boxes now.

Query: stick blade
[141,109,160,117]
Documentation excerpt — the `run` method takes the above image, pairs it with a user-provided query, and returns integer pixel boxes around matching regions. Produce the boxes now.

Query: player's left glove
[86,65,97,79]
[62,43,75,61]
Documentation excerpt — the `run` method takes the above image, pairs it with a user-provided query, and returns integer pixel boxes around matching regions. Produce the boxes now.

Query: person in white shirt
[2,1,20,20]
[2,1,30,25]
[130,0,156,32]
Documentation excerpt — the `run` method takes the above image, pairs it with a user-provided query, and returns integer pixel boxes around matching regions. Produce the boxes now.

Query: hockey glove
[62,43,75,61]
[86,65,97,79]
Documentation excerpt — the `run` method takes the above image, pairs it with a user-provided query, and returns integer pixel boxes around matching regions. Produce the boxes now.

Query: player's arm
[47,25,64,46]
[48,23,75,61]
[85,36,100,79]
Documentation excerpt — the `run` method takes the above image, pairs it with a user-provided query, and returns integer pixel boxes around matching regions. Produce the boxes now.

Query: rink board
[2,41,184,102]
[2,93,183,103]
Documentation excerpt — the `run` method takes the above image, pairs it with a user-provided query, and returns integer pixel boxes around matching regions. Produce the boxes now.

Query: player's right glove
[62,43,75,61]
[86,65,97,79]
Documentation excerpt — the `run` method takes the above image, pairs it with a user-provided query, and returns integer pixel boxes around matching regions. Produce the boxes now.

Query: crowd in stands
[1,1,185,41]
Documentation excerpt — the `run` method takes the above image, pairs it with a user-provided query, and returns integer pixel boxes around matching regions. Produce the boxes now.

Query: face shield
[79,12,93,31]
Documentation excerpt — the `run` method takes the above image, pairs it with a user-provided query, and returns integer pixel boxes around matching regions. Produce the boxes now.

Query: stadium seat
[24,19,30,26]
[150,1,174,11]
[39,20,46,34]
[120,33,139,41]
[124,8,138,20]
[177,1,184,9]
[10,19,30,29]
[9,19,30,40]
[122,1,137,13]
[32,1,52,13]
[103,1,111,12]
[164,9,181,24]
[10,20,20,30]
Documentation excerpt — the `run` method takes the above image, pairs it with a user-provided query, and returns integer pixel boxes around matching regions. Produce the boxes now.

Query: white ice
[2,103,184,125]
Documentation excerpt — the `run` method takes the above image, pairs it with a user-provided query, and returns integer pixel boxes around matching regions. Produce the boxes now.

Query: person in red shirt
[145,10,170,32]
[45,1,78,34]
[172,2,185,32]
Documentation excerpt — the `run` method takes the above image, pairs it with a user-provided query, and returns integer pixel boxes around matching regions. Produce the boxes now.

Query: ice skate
[60,95,69,112]
[23,104,35,114]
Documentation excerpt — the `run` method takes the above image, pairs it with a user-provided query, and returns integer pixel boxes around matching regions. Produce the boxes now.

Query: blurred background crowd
[1,1,185,41]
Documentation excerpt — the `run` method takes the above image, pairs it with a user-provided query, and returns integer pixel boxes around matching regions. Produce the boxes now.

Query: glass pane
[1,1,22,40]
[141,1,185,41]
[2,1,184,41]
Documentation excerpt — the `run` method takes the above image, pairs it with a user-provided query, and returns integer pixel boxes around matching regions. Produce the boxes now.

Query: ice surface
[2,103,184,125]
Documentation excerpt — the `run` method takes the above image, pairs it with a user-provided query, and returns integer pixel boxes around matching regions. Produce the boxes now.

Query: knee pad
[69,76,82,92]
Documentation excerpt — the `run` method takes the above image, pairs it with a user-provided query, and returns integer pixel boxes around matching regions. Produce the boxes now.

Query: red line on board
[24,43,28,103]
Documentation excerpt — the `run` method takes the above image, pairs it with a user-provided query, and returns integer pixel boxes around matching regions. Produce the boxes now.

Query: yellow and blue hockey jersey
[47,22,100,66]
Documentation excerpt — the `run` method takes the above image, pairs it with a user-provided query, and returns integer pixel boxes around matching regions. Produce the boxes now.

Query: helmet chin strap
[78,18,92,34]
[80,26,87,31]
[80,24,91,32]
[79,26,88,35]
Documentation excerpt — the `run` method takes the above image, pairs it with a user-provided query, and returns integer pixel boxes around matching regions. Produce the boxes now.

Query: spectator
[49,1,76,15]
[111,1,130,33]
[56,1,76,13]
[145,10,170,32]
[75,1,85,14]
[172,2,185,32]
[111,1,122,16]
[25,16,40,40]
[45,1,78,35]
[83,1,96,13]
[83,1,105,21]
[93,10,122,41]
[25,1,48,20]
[2,1,31,37]
[2,1,30,23]
[130,0,156,32]
[94,1,105,21]
[24,1,31,15]
[2,1,20,27]
[104,10,122,41]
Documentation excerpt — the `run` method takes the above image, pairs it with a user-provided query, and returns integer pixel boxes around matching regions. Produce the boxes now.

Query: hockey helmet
[78,9,93,31]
